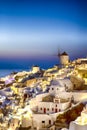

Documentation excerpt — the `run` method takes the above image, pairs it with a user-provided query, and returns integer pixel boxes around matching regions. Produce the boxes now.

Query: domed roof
[32,65,39,67]
[61,51,68,56]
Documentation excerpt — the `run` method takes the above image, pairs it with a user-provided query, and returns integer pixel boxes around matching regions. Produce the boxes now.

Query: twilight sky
[0,0,87,69]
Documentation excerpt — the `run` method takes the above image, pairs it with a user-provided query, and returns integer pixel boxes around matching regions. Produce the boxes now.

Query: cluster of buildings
[0,52,87,130]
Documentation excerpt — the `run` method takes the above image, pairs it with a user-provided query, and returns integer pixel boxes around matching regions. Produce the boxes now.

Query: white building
[49,78,73,96]
[32,65,40,73]
[59,52,69,65]
[37,101,70,114]
[30,114,55,129]
[69,121,87,130]
[49,83,64,96]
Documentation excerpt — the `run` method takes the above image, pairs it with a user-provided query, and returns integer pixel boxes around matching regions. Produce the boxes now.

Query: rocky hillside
[55,103,85,129]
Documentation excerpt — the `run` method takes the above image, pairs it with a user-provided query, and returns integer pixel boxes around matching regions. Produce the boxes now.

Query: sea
[0,62,57,78]
[0,69,27,78]
[0,57,59,77]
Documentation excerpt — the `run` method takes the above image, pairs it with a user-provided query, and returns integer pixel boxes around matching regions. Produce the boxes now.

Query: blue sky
[0,0,87,68]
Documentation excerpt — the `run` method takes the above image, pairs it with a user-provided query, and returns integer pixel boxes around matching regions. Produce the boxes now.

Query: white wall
[32,114,54,129]
[69,122,87,130]
[60,55,69,65]
[49,79,73,96]
[53,92,87,102]
[29,93,49,111]
[32,67,40,73]
[38,101,70,114]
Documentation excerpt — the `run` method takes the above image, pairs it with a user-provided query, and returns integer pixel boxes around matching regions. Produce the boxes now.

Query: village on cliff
[0,52,87,130]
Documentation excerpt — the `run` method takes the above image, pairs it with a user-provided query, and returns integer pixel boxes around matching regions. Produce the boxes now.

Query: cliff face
[55,103,85,129]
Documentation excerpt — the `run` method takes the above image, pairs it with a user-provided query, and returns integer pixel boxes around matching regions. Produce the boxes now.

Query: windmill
[53,47,69,66]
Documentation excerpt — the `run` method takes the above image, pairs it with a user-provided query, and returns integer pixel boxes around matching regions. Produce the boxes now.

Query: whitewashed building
[32,65,40,73]
[69,121,87,130]
[49,78,73,96]
[37,98,70,114]
[31,114,55,129]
